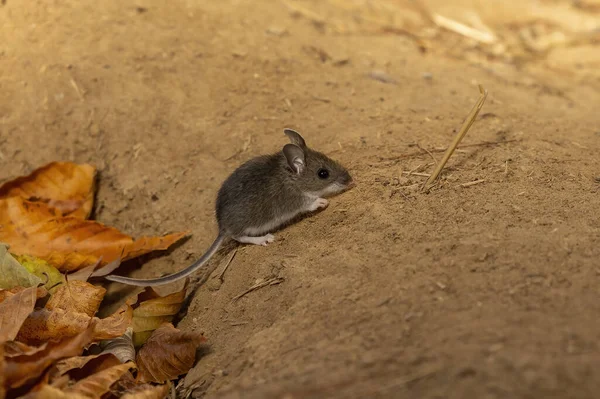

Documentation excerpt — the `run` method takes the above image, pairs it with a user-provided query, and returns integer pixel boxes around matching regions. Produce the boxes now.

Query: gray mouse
[105,128,353,286]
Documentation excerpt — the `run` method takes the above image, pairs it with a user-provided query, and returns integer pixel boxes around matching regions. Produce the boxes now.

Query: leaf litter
[0,161,207,397]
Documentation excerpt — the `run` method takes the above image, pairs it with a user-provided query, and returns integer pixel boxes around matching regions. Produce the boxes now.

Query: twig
[458,179,486,188]
[431,14,496,44]
[406,162,433,177]
[70,78,85,101]
[423,85,488,190]
[378,139,518,163]
[218,248,238,282]
[233,277,284,301]
[402,171,430,177]
[417,144,438,164]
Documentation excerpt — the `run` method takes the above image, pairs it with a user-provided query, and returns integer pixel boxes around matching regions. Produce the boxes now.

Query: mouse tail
[104,233,227,287]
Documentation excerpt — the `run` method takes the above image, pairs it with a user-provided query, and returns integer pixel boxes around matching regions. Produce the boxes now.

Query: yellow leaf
[0,197,189,271]
[15,254,65,292]
[132,286,186,347]
[0,243,42,289]
[0,161,96,219]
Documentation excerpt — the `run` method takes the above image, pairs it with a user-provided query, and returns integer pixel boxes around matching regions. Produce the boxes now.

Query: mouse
[105,128,354,286]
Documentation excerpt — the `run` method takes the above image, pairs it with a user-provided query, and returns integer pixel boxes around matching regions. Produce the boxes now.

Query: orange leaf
[45,280,106,317]
[0,197,188,271]
[16,304,132,345]
[0,286,39,341]
[63,361,136,398]
[136,323,206,384]
[4,324,95,389]
[132,286,186,347]
[0,162,96,219]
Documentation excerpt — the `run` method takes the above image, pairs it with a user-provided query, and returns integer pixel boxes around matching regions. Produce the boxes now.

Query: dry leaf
[45,280,105,317]
[0,285,47,304]
[20,384,90,399]
[0,285,39,341]
[4,341,48,357]
[0,343,5,399]
[95,304,133,341]
[0,161,96,219]
[136,323,206,384]
[100,327,136,363]
[16,308,91,345]
[68,257,122,281]
[0,196,188,271]
[132,286,186,347]
[50,353,121,382]
[16,303,132,345]
[121,383,171,399]
[4,324,95,389]
[0,243,42,289]
[16,254,65,292]
[63,361,136,398]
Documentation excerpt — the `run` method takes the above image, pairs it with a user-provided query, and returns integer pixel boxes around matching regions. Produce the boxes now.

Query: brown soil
[2,1,600,398]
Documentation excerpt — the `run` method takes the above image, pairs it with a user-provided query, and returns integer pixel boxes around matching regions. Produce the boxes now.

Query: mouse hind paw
[236,234,275,246]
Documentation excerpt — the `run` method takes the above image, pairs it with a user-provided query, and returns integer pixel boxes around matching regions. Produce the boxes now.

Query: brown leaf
[136,323,206,384]
[121,383,171,399]
[0,285,39,341]
[46,280,106,317]
[16,303,132,345]
[132,286,186,347]
[4,323,95,389]
[0,161,96,219]
[63,361,136,398]
[50,353,121,382]
[0,197,188,271]
[4,341,47,357]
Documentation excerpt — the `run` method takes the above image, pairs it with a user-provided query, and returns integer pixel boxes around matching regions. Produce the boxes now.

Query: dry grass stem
[423,85,488,190]
[218,248,238,282]
[233,277,284,301]
[458,179,486,188]
[431,14,497,44]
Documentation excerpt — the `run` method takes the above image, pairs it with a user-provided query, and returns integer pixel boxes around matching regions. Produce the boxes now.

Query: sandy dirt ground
[2,0,600,398]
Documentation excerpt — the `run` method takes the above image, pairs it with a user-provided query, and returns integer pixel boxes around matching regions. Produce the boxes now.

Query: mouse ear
[283,144,305,174]
[283,128,306,148]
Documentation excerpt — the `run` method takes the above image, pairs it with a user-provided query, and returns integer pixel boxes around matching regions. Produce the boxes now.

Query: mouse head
[282,129,353,197]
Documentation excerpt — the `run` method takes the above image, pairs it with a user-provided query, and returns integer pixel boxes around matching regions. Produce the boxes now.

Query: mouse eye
[317,168,329,179]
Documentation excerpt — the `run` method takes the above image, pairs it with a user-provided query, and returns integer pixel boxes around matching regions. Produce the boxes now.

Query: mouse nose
[339,172,353,187]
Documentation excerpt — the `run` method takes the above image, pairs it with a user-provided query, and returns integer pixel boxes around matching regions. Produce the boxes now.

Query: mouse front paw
[308,197,329,212]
